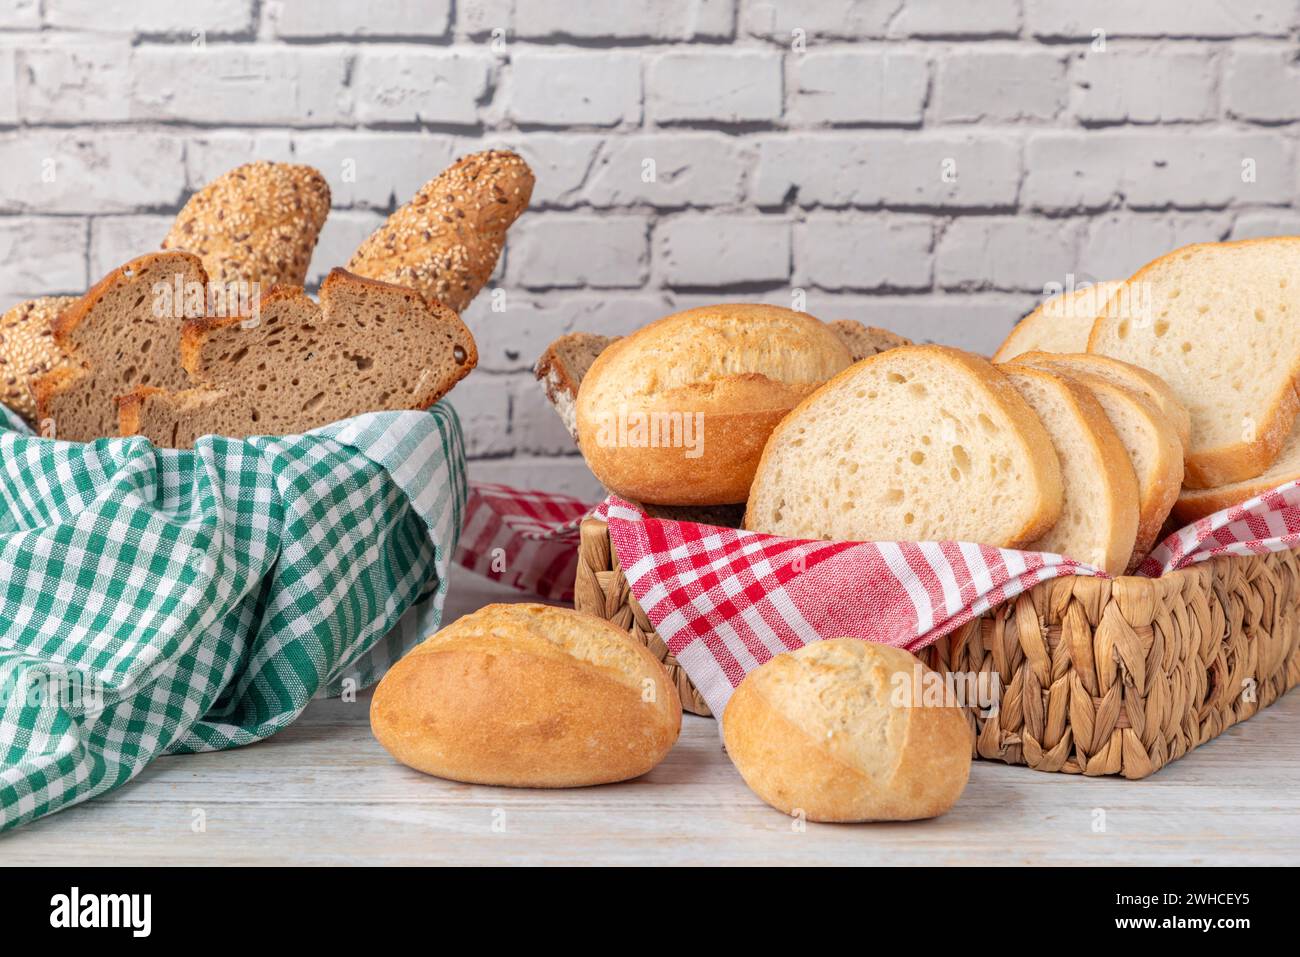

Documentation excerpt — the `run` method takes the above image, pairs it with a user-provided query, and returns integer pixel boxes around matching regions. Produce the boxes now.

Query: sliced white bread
[992,280,1124,363]
[1010,357,1183,568]
[744,345,1064,547]
[1000,367,1140,575]
[1088,239,1300,489]
[1173,417,1300,523]
[1012,350,1191,449]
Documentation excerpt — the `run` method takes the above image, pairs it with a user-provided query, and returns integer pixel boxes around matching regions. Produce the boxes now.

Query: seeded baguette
[0,296,78,426]
[119,269,477,448]
[745,345,1064,548]
[34,252,208,442]
[1088,238,1300,488]
[992,280,1123,363]
[576,304,854,506]
[349,149,534,312]
[1001,366,1139,575]
[162,160,330,288]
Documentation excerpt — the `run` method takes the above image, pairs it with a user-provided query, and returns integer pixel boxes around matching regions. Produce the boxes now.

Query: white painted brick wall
[1,1,1297,497]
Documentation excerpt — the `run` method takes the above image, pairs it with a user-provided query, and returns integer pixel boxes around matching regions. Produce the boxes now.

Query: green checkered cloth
[0,402,467,831]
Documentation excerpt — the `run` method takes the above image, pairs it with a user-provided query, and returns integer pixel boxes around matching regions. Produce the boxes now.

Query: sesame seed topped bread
[370,603,681,788]
[576,304,854,506]
[34,252,208,442]
[1009,355,1183,568]
[1173,417,1300,523]
[118,269,477,448]
[992,279,1123,363]
[722,640,972,822]
[348,149,534,313]
[1000,366,1139,575]
[162,161,331,287]
[745,345,1064,548]
[534,332,621,442]
[827,320,913,362]
[0,296,78,426]
[1011,351,1191,449]
[1088,239,1300,489]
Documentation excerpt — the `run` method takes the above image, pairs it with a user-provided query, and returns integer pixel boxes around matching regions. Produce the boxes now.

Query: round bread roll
[575,304,853,506]
[723,640,973,822]
[371,603,681,787]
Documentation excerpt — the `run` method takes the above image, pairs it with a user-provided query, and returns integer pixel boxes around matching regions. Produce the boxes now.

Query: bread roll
[723,639,972,822]
[1088,238,1300,488]
[370,603,681,788]
[745,344,1064,548]
[0,296,77,426]
[576,304,853,506]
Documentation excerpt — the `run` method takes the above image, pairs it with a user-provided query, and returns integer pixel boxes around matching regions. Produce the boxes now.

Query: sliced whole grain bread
[534,332,620,442]
[993,280,1123,363]
[827,320,913,362]
[0,295,78,426]
[118,269,477,447]
[162,161,331,288]
[1000,366,1140,574]
[1012,350,1191,449]
[1088,239,1300,488]
[1173,418,1300,523]
[348,149,534,313]
[34,252,209,442]
[744,345,1064,547]
[1010,356,1183,568]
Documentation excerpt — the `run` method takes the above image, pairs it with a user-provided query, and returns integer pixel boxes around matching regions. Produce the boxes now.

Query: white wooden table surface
[3,566,1297,866]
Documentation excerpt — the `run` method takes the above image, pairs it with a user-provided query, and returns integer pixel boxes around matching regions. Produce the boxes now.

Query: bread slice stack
[120,270,477,447]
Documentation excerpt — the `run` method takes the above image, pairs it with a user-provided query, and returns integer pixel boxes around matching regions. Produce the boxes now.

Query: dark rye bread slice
[35,252,208,442]
[119,269,478,448]
[348,149,534,313]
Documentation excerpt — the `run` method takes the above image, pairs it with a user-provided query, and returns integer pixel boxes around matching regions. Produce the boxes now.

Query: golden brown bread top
[348,149,534,313]
[162,160,331,287]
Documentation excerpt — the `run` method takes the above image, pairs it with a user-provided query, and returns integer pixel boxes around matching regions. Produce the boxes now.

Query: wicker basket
[575,518,1300,778]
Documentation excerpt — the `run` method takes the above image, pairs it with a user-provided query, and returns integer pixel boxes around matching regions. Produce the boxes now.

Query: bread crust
[744,344,1065,548]
[576,304,853,506]
[722,640,972,823]
[992,280,1122,364]
[1172,420,1300,522]
[826,320,912,362]
[0,295,77,425]
[1087,237,1300,488]
[348,149,534,312]
[370,603,681,788]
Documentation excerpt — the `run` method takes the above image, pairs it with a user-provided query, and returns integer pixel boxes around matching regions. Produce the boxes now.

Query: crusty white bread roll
[370,603,681,788]
[1010,354,1183,568]
[723,639,973,823]
[992,280,1122,363]
[1000,366,1139,575]
[1088,238,1300,489]
[576,304,853,506]
[744,344,1064,548]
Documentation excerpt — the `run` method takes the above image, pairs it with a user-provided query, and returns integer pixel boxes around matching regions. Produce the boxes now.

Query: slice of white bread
[827,320,913,362]
[1088,239,1300,489]
[34,252,208,442]
[118,269,477,448]
[745,345,1064,547]
[1000,367,1139,574]
[992,280,1124,363]
[1173,417,1300,523]
[1012,351,1191,448]
[1009,355,1183,567]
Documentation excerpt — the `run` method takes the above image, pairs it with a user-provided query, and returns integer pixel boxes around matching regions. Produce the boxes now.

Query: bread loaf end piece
[0,296,79,426]
[745,344,1064,548]
[723,639,972,822]
[348,149,534,312]
[534,332,620,442]
[370,603,681,788]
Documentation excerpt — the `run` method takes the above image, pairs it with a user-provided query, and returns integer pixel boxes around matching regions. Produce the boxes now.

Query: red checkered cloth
[456,479,1300,717]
